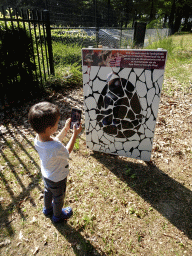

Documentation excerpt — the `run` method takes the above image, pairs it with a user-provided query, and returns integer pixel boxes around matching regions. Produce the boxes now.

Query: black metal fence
[0,7,54,109]
[0,5,170,111]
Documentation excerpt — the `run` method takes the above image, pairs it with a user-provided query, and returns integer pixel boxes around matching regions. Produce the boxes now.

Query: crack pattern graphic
[83,65,164,161]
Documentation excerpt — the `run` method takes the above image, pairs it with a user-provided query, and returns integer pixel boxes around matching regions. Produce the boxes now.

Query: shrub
[0,27,40,105]
[0,9,44,107]
[51,29,96,47]
[45,64,82,91]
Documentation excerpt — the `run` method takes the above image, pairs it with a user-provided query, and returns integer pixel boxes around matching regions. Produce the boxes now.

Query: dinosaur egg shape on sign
[96,72,143,139]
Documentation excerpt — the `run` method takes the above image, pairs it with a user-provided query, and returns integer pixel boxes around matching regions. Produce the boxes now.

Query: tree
[1,0,192,30]
[168,0,192,34]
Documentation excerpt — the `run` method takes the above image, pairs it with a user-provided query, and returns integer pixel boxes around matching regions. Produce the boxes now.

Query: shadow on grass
[0,123,42,236]
[92,151,192,240]
[0,121,104,256]
[53,221,106,256]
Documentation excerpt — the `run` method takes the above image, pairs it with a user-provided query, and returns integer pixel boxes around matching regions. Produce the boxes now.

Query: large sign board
[82,49,167,161]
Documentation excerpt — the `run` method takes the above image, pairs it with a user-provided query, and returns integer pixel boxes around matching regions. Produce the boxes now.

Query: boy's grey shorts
[43,176,67,217]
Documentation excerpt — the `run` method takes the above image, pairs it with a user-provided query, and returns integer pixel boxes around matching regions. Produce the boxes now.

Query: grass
[45,41,83,91]
[0,33,192,255]
[145,32,192,95]
[53,42,82,67]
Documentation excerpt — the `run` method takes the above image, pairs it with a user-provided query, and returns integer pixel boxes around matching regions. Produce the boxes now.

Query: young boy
[28,101,82,223]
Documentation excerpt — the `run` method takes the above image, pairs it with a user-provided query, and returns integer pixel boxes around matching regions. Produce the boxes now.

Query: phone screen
[70,108,82,129]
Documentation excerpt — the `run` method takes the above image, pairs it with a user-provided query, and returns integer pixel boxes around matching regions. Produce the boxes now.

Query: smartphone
[70,108,82,129]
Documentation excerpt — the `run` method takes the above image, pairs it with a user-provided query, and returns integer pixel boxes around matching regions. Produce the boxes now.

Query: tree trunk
[174,13,182,33]
[163,14,168,28]
[169,0,176,35]
[150,0,154,21]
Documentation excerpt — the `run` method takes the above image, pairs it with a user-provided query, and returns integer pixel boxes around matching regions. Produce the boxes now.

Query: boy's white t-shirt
[34,136,69,182]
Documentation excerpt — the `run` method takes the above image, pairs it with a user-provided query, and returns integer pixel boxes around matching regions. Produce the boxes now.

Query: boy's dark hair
[28,101,60,133]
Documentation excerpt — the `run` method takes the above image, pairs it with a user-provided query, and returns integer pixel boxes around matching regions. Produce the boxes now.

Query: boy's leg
[51,178,67,217]
[43,177,72,222]
[43,177,53,210]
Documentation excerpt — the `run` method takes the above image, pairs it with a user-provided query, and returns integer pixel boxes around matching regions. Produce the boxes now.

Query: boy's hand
[56,118,71,141]
[66,123,83,154]
[73,123,82,136]
[64,118,71,132]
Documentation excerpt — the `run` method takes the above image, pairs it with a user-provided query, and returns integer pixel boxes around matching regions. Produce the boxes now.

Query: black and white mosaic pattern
[83,65,165,161]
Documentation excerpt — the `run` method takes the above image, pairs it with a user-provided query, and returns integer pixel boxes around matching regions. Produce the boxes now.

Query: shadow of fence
[0,122,42,236]
[0,120,106,255]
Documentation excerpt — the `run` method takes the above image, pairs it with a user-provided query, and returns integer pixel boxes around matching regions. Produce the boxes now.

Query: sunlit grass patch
[146,33,192,94]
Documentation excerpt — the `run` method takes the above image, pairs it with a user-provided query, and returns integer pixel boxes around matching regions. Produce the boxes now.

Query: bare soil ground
[0,76,192,255]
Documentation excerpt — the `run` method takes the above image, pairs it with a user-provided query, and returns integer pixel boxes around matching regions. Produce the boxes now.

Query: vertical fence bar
[1,7,9,107]
[120,26,122,48]
[26,9,38,83]
[0,7,6,107]
[37,11,46,82]
[2,6,8,30]
[15,8,24,86]
[32,9,43,86]
[8,7,14,30]
[21,8,26,30]
[17,8,35,88]
[43,10,54,76]
[42,11,50,76]
[8,7,19,87]
[15,8,21,29]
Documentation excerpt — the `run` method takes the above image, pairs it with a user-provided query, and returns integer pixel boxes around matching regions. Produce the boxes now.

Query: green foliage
[50,29,94,90]
[0,9,47,106]
[53,42,82,66]
[45,64,82,91]
[0,8,14,29]
[47,32,84,90]
[145,36,174,58]
[147,18,165,29]
[0,26,39,104]
[51,29,96,47]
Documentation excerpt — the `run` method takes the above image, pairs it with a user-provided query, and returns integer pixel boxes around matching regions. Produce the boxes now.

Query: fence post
[95,0,99,47]
[133,22,146,48]
[120,25,122,48]
[43,10,54,76]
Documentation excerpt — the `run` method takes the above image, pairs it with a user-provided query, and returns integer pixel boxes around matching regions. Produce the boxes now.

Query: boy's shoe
[43,206,53,216]
[52,207,73,223]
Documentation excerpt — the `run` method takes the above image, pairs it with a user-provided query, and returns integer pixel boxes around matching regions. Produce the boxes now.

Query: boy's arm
[66,124,82,154]
[56,118,71,141]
